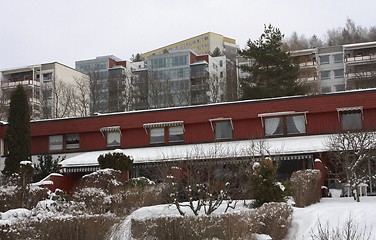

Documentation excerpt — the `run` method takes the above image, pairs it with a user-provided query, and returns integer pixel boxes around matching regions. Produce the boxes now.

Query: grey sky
[1,0,375,69]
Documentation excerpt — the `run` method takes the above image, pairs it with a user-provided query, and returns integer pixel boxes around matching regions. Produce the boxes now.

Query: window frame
[49,135,63,151]
[65,133,80,150]
[259,112,308,137]
[337,107,363,131]
[100,126,122,148]
[143,121,185,145]
[209,118,233,141]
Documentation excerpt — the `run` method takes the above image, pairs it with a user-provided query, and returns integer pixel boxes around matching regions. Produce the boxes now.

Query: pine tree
[2,85,31,176]
[97,150,133,172]
[249,158,285,208]
[238,24,310,100]
[210,47,221,57]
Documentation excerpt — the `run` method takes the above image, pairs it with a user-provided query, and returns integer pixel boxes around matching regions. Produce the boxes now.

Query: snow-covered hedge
[117,201,292,240]
[290,169,321,207]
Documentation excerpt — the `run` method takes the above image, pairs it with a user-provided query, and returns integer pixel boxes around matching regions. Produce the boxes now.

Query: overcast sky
[1,0,375,69]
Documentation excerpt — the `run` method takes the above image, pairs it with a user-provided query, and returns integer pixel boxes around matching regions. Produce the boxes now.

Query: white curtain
[292,115,306,133]
[265,117,280,136]
[107,132,120,146]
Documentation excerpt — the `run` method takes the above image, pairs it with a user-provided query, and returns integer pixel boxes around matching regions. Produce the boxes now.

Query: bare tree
[325,131,376,202]
[73,75,90,117]
[282,31,310,51]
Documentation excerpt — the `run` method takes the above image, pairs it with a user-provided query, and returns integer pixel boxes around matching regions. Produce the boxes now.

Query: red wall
[3,90,376,156]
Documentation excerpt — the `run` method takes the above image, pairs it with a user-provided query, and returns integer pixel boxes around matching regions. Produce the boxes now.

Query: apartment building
[75,56,144,114]
[147,50,225,108]
[343,41,376,90]
[290,41,376,94]
[0,62,87,120]
[141,32,238,59]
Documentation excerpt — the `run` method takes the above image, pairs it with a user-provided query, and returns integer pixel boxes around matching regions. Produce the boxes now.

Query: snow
[1,195,376,239]
[286,197,376,240]
[60,134,331,168]
[108,196,376,239]
[20,161,33,166]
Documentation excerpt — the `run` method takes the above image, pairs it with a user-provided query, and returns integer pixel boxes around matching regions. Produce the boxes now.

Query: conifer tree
[239,24,310,100]
[2,85,31,176]
[249,158,285,208]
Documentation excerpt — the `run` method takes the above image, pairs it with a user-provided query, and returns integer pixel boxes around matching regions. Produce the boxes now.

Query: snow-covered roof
[59,134,330,168]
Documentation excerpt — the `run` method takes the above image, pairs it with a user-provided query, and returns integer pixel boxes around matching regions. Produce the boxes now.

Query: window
[321,86,331,93]
[337,107,363,131]
[220,60,223,67]
[49,135,63,151]
[107,132,121,147]
[319,55,330,64]
[144,121,184,145]
[220,72,224,78]
[333,54,343,63]
[320,71,330,80]
[335,84,345,92]
[150,128,165,144]
[210,118,233,140]
[42,72,53,82]
[334,69,344,79]
[259,112,307,137]
[169,126,184,143]
[66,134,80,149]
[100,126,121,148]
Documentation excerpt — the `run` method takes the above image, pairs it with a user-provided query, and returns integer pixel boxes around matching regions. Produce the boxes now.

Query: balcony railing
[345,53,376,63]
[345,71,375,79]
[1,79,41,88]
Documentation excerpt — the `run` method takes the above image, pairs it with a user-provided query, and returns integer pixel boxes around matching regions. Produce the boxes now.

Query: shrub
[97,150,133,172]
[291,169,321,207]
[126,202,292,240]
[127,176,155,188]
[249,158,286,208]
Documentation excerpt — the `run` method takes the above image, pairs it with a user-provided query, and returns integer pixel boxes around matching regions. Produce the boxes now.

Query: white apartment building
[0,62,87,120]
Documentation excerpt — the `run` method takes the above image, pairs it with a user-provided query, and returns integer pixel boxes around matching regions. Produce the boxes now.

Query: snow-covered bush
[249,158,286,208]
[127,202,292,240]
[127,176,155,188]
[0,180,48,212]
[254,202,293,240]
[291,169,321,207]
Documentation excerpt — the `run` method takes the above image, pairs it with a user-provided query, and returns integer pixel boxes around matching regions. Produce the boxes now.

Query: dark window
[340,110,362,130]
[168,126,184,143]
[319,55,330,64]
[150,128,165,144]
[214,121,233,140]
[66,133,80,149]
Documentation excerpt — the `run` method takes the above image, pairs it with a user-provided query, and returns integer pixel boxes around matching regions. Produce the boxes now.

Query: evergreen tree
[33,154,64,182]
[2,85,31,176]
[97,150,133,172]
[210,47,221,57]
[238,24,310,100]
[249,158,285,208]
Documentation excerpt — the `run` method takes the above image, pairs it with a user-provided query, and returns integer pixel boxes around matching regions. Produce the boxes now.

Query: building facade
[0,62,87,120]
[141,32,238,59]
[75,56,144,114]
[290,41,376,94]
[1,89,376,192]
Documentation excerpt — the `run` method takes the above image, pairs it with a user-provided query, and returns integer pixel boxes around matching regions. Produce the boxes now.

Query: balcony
[345,53,376,64]
[1,79,41,89]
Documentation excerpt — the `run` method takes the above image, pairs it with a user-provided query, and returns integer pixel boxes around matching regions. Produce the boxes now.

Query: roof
[59,134,330,168]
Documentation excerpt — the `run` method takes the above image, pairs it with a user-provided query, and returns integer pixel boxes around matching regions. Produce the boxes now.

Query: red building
[1,89,376,192]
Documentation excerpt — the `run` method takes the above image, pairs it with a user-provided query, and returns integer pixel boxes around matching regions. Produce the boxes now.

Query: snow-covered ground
[286,196,376,240]
[2,196,376,239]
[110,196,376,240]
